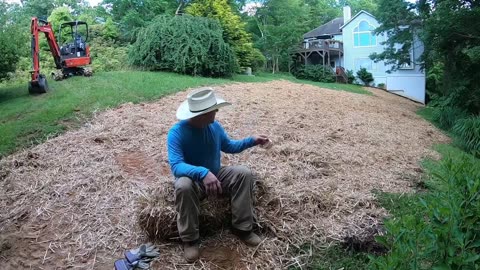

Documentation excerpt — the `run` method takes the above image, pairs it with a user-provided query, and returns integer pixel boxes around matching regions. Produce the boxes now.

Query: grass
[0,70,369,157]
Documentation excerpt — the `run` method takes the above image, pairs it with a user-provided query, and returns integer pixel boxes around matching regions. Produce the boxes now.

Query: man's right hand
[203,172,223,196]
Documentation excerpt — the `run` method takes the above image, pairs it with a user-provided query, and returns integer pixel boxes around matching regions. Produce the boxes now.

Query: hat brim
[176,97,231,120]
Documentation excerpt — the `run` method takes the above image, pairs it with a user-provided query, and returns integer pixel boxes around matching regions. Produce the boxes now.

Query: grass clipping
[0,81,449,269]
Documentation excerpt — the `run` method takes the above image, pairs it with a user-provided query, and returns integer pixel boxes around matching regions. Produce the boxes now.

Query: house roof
[339,10,376,29]
[303,17,344,39]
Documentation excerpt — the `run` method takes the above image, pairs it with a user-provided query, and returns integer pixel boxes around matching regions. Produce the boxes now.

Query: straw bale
[0,80,449,269]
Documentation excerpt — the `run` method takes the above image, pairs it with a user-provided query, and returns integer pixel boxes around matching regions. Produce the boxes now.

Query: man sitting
[167,87,269,263]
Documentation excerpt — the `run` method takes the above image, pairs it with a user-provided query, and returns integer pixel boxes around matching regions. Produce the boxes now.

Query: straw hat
[176,87,231,120]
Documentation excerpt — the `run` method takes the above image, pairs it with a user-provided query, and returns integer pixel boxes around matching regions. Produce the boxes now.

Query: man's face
[194,109,218,125]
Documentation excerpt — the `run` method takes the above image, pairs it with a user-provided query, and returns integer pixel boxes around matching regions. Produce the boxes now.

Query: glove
[125,243,160,264]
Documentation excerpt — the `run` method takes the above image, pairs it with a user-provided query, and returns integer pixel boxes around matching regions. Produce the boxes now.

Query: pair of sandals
[114,243,160,270]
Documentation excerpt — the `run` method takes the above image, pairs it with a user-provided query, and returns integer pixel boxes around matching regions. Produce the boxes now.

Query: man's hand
[203,171,223,196]
[253,135,270,146]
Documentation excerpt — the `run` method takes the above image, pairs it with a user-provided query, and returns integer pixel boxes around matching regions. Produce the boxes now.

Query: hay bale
[137,183,231,242]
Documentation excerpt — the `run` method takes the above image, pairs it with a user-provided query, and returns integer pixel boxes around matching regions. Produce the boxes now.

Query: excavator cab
[59,21,89,58]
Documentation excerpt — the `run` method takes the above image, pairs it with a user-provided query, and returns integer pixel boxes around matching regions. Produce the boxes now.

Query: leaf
[433,264,451,270]
[465,254,480,263]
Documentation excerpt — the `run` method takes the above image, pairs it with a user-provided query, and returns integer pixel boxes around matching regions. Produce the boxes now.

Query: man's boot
[233,229,262,246]
[183,240,200,263]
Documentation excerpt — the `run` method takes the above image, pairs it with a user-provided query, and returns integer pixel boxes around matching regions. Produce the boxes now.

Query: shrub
[369,154,480,269]
[356,68,374,86]
[453,116,480,157]
[432,106,468,131]
[90,36,129,72]
[291,65,335,83]
[128,15,236,77]
[377,83,386,89]
[248,48,266,72]
[346,69,355,84]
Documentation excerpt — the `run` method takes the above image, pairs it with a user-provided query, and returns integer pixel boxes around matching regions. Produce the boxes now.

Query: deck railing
[297,39,343,52]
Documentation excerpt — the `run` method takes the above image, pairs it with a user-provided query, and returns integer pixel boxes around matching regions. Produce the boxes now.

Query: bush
[432,106,468,131]
[291,65,335,83]
[377,83,386,89]
[369,154,480,269]
[356,68,374,86]
[90,37,129,72]
[128,15,236,77]
[248,48,266,72]
[346,69,355,84]
[453,116,480,157]
[0,25,24,80]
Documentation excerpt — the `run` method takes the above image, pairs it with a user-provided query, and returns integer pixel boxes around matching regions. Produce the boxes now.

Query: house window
[355,58,374,71]
[399,49,414,69]
[353,21,377,47]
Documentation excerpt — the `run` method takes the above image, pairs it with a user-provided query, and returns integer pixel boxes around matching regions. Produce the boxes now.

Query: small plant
[453,116,480,157]
[369,149,480,269]
[377,83,386,89]
[346,69,355,84]
[356,68,374,86]
[432,106,468,131]
[291,64,335,83]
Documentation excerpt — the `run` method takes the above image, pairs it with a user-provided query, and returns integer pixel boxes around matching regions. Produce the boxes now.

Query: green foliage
[248,48,266,72]
[0,26,23,80]
[369,147,480,269]
[453,117,480,158]
[47,6,73,34]
[186,0,258,69]
[356,68,373,86]
[128,15,236,77]
[377,83,386,89]
[103,0,177,41]
[102,18,120,40]
[432,106,468,131]
[373,0,480,114]
[292,65,335,83]
[90,37,128,72]
[346,69,355,84]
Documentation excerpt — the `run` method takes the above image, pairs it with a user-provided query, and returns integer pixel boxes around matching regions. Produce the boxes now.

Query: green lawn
[0,71,369,157]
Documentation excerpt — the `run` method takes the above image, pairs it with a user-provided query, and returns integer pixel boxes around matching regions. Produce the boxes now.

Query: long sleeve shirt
[167,120,256,182]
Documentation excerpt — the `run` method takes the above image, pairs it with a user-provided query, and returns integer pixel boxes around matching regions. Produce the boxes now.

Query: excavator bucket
[28,74,49,94]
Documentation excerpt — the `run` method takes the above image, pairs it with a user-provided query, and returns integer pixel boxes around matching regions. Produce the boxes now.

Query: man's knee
[175,177,195,195]
[237,165,252,177]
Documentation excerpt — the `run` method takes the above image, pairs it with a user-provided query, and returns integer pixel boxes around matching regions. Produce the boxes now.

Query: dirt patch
[200,245,246,269]
[0,80,449,269]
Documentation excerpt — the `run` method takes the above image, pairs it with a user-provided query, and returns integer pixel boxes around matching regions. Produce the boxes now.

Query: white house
[296,6,426,104]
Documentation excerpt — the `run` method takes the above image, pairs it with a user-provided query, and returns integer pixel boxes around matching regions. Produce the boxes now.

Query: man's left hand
[253,135,269,146]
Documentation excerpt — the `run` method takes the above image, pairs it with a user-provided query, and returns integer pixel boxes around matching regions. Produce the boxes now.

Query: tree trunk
[175,1,184,16]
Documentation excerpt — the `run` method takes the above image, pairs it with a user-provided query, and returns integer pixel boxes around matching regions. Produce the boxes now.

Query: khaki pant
[174,165,254,242]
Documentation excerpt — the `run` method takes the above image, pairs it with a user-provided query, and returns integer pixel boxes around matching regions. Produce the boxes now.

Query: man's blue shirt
[167,120,256,182]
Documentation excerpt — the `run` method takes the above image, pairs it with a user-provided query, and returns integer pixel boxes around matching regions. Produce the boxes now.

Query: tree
[372,0,480,113]
[102,0,178,41]
[253,0,310,72]
[0,2,25,80]
[128,15,236,77]
[186,0,260,69]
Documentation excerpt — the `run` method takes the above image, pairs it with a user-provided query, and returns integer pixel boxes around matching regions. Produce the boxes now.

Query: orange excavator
[29,17,92,94]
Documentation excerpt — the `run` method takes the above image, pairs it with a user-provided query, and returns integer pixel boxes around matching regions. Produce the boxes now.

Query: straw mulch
[0,80,449,269]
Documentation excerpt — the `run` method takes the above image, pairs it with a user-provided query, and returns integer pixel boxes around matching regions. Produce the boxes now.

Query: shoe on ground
[233,229,262,246]
[183,240,200,263]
